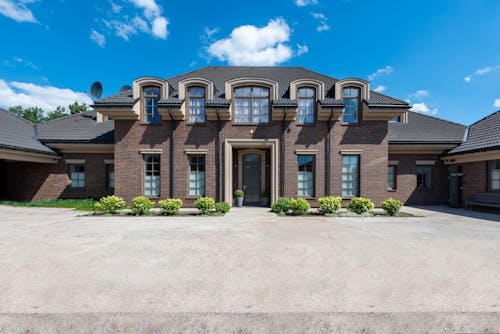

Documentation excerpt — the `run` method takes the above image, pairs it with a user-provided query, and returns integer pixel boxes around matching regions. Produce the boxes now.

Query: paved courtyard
[0,205,499,332]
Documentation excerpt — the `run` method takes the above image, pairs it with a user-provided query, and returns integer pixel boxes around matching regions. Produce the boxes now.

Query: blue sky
[0,0,499,124]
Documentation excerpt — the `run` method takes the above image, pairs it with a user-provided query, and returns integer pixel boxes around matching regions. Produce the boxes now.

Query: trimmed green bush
[289,198,310,215]
[234,189,244,198]
[215,202,230,214]
[318,196,342,214]
[271,197,291,214]
[194,197,215,214]
[131,196,154,215]
[94,195,126,213]
[381,198,402,216]
[158,198,183,216]
[347,197,375,214]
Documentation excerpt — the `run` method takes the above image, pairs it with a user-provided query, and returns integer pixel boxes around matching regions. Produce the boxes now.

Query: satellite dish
[90,81,103,100]
[120,85,132,92]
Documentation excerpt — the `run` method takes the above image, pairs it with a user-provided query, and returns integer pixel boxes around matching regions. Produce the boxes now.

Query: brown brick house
[0,66,497,207]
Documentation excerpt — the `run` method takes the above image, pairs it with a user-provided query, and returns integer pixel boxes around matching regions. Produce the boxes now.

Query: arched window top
[178,77,214,99]
[298,86,316,98]
[225,77,278,100]
[188,86,205,123]
[290,79,324,100]
[234,86,270,97]
[342,86,360,98]
[335,78,369,100]
[133,77,168,100]
[188,86,205,97]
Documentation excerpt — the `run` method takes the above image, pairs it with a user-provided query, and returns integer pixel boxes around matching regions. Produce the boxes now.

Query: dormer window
[188,86,205,123]
[342,87,360,124]
[297,87,315,124]
[234,86,269,124]
[143,86,160,123]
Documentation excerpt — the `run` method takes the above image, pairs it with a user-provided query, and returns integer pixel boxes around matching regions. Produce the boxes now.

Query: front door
[448,165,463,206]
[242,154,261,204]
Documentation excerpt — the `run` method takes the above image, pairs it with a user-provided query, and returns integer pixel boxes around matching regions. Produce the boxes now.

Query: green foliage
[45,106,68,121]
[318,196,342,214]
[271,197,291,214]
[381,198,402,216]
[94,195,126,213]
[0,198,94,211]
[234,189,244,197]
[215,202,230,214]
[347,197,375,214]
[9,105,45,123]
[289,198,310,215]
[68,101,88,114]
[194,197,215,214]
[158,198,183,216]
[131,196,154,215]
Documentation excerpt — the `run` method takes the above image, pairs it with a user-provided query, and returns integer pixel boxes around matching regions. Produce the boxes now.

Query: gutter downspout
[168,108,175,198]
[215,107,221,202]
[326,107,334,196]
[281,108,287,197]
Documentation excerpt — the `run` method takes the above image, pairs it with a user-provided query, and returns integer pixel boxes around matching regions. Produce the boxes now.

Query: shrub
[271,197,291,214]
[318,196,342,214]
[234,189,244,198]
[194,197,215,214]
[131,196,154,215]
[215,202,230,214]
[158,198,183,216]
[381,198,402,216]
[289,198,310,215]
[347,197,375,214]
[94,195,126,213]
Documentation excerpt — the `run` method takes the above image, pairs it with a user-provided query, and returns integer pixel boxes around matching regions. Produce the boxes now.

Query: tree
[9,105,45,124]
[68,101,88,115]
[45,106,68,121]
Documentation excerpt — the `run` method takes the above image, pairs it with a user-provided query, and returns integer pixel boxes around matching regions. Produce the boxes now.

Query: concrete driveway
[1,205,499,333]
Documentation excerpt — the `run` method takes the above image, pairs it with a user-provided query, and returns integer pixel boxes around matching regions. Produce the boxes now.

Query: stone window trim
[340,149,363,155]
[104,159,114,164]
[139,149,163,154]
[132,77,168,121]
[184,149,208,154]
[334,78,370,100]
[416,160,436,166]
[388,160,400,165]
[225,77,279,101]
[289,79,325,100]
[178,78,214,100]
[65,159,85,164]
[295,149,318,155]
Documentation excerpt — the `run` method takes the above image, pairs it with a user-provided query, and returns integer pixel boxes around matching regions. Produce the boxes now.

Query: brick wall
[461,161,488,201]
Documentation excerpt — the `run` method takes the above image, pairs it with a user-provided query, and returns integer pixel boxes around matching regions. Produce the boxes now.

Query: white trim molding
[340,149,363,155]
[289,79,325,100]
[184,148,208,154]
[442,150,500,165]
[178,78,214,100]
[295,149,319,155]
[388,160,400,165]
[104,159,114,164]
[132,77,168,117]
[65,159,85,164]
[416,160,436,166]
[224,77,279,100]
[335,78,370,100]
[139,148,163,154]
[0,148,59,164]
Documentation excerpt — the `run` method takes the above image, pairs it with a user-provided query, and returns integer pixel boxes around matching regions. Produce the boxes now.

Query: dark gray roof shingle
[448,111,500,154]
[0,108,55,155]
[37,111,114,143]
[388,111,466,144]
[95,66,409,107]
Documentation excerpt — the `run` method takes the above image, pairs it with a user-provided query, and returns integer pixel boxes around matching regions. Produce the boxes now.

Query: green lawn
[0,198,95,211]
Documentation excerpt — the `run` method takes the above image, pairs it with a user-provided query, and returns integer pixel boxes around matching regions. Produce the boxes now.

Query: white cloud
[296,43,308,56]
[410,102,438,115]
[409,89,429,99]
[90,29,106,48]
[0,79,92,113]
[464,64,500,82]
[374,85,386,93]
[311,12,330,32]
[0,0,37,23]
[494,99,500,108]
[368,65,393,81]
[99,0,169,41]
[207,18,294,66]
[4,56,39,70]
[294,0,318,6]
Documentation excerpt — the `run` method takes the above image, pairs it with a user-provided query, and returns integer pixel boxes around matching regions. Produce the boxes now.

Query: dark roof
[95,66,409,107]
[388,111,466,144]
[37,111,114,143]
[0,108,55,155]
[448,111,500,155]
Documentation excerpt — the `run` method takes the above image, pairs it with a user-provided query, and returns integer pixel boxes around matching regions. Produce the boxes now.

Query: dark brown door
[243,154,261,204]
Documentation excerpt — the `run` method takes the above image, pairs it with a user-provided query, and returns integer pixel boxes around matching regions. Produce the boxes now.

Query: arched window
[297,87,315,124]
[188,86,205,123]
[234,86,269,124]
[143,86,160,123]
[342,87,360,124]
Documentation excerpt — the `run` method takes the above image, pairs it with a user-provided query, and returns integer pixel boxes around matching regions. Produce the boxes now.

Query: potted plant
[234,189,244,207]
[260,189,270,207]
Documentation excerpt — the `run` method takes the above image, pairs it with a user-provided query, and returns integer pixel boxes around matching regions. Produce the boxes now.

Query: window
[69,164,85,188]
[297,87,315,124]
[107,164,114,190]
[416,166,432,189]
[188,86,205,123]
[189,155,205,196]
[342,155,359,197]
[144,155,160,196]
[342,87,360,124]
[488,160,500,190]
[143,86,160,123]
[234,86,269,124]
[389,116,401,123]
[388,165,396,190]
[297,155,314,197]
